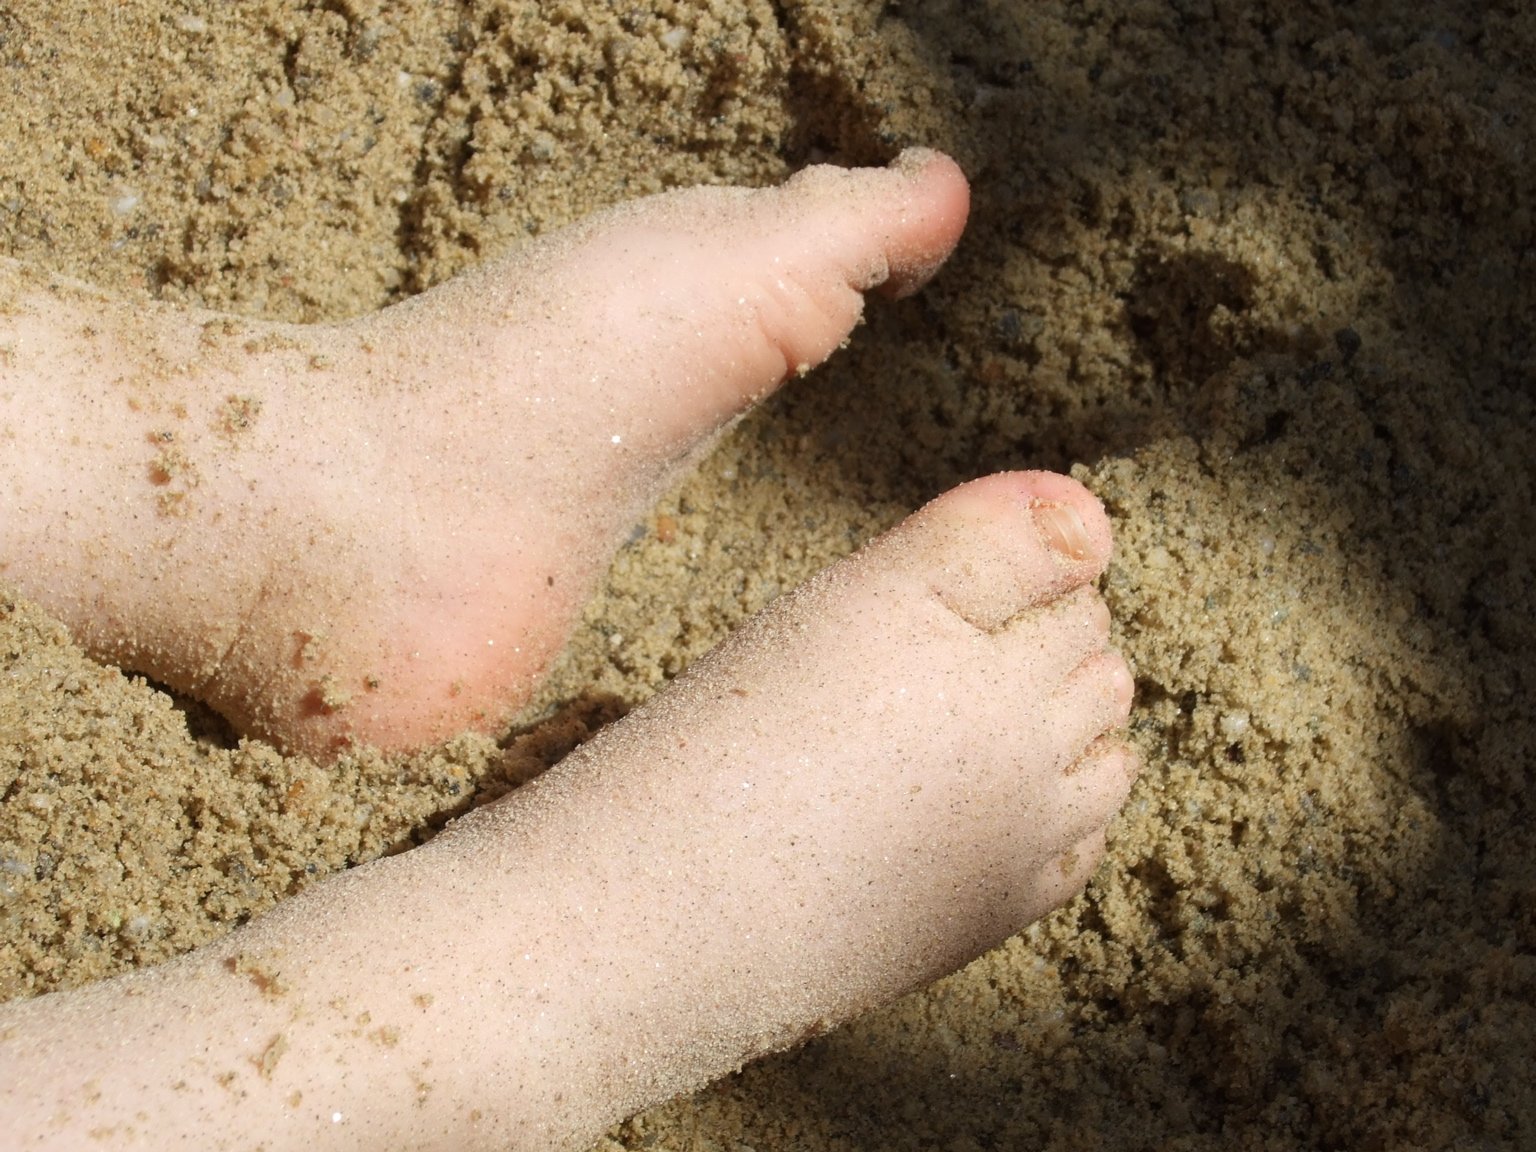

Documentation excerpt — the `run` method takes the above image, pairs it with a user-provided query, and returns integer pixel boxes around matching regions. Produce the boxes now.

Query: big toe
[624,147,969,427]
[770,147,973,300]
[483,149,971,448]
[864,471,1115,632]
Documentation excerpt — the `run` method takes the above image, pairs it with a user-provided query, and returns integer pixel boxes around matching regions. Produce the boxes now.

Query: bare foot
[0,149,968,757]
[0,471,1137,1152]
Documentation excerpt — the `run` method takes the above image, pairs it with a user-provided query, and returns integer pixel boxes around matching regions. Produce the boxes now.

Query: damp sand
[2,1,1533,1147]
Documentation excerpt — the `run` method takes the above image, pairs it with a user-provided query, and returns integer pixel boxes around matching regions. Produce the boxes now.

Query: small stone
[1219,710,1250,739]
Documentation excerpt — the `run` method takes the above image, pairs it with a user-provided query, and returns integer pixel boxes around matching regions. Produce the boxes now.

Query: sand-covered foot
[0,149,968,757]
[0,471,1136,1152]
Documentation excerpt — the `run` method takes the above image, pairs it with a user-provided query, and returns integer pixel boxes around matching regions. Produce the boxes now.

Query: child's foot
[0,471,1136,1152]
[0,150,968,757]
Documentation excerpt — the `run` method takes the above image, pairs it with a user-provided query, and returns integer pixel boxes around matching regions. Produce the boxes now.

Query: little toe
[1060,737,1141,835]
[870,471,1114,633]
[1034,828,1111,915]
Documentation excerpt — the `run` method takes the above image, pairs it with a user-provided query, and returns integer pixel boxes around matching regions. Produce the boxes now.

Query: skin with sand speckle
[1,0,1533,1148]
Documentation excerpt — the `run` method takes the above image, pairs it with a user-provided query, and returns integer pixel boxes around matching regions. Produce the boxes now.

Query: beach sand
[2,0,1533,1146]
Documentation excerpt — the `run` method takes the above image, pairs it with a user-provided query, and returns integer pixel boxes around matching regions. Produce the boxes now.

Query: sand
[2,0,1533,1147]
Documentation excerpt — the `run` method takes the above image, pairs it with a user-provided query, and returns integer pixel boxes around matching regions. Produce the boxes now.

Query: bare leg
[0,471,1135,1152]
[0,150,968,757]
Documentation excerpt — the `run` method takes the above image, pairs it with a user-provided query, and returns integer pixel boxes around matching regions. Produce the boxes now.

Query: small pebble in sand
[108,187,141,217]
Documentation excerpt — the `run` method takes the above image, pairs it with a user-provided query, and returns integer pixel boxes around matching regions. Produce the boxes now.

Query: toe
[1041,828,1110,910]
[1059,737,1141,839]
[773,148,972,300]
[671,148,969,416]
[1051,648,1137,760]
[360,151,969,466]
[1013,827,1111,925]
[866,471,1114,632]
[993,585,1113,687]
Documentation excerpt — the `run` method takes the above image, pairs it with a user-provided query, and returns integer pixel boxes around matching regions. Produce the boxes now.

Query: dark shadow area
[722,0,1536,1147]
[145,678,242,751]
[1122,250,1268,391]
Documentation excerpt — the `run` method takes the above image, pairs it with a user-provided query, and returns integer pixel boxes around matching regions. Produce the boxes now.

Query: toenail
[1033,502,1092,562]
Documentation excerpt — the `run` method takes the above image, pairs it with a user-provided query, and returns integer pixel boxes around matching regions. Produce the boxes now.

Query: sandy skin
[0,151,1136,1148]
[0,150,970,759]
[0,469,1135,1152]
